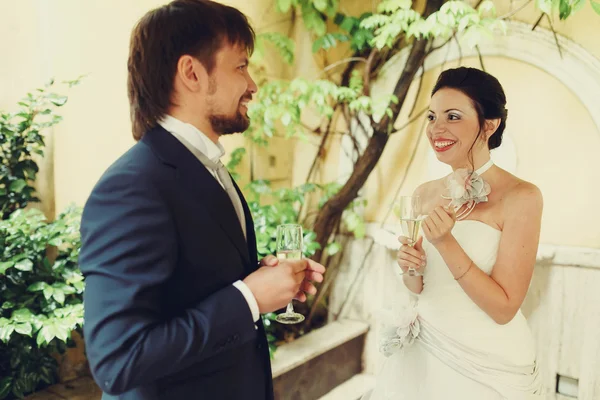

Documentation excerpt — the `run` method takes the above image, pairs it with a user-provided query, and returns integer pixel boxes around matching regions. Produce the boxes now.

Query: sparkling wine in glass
[275,224,305,324]
[394,196,424,277]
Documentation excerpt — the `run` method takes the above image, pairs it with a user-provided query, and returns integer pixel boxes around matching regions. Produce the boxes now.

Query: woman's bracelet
[454,261,473,281]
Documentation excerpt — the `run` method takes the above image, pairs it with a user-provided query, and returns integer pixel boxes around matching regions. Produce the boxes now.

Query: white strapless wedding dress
[366,220,542,400]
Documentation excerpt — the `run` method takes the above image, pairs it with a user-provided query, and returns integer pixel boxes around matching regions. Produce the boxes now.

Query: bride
[367,67,543,399]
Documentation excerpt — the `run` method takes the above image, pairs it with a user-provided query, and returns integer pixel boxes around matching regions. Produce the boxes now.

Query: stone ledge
[272,319,369,400]
[537,244,600,269]
[271,319,369,378]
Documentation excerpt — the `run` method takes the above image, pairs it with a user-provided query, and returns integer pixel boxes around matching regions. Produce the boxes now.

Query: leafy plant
[0,207,84,399]
[0,80,83,399]
[0,78,82,220]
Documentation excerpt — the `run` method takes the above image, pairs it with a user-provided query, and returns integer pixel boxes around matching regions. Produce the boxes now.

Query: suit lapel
[142,126,250,265]
[233,179,258,273]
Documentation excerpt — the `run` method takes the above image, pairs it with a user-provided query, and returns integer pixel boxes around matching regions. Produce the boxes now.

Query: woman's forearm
[435,237,516,324]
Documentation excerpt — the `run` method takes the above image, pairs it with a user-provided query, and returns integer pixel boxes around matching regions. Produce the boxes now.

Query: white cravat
[158,115,259,324]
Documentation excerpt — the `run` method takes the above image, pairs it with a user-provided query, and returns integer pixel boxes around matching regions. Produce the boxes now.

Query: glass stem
[285,302,295,314]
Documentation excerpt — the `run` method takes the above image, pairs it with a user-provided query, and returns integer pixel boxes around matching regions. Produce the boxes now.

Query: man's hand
[244,258,325,314]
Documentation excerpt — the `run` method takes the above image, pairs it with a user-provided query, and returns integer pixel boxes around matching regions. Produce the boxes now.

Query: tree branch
[546,13,564,59]
[322,57,368,75]
[475,45,486,71]
[408,66,424,118]
[531,12,544,30]
[363,49,378,97]
[389,107,428,135]
[311,0,444,262]
[429,34,454,53]
[454,34,464,65]
[500,0,534,19]
[334,118,427,320]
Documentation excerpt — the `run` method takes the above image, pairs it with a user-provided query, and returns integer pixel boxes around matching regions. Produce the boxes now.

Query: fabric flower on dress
[378,304,420,357]
[443,168,491,219]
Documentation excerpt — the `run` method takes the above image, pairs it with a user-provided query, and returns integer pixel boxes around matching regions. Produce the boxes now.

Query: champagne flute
[275,224,305,324]
[394,196,424,277]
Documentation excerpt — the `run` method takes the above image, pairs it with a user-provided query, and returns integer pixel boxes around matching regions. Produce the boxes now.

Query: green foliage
[245,180,321,259]
[537,0,600,19]
[360,0,506,50]
[253,33,296,65]
[275,0,340,36]
[334,12,375,52]
[0,79,79,220]
[244,178,322,357]
[312,33,350,53]
[0,207,83,399]
[0,82,83,399]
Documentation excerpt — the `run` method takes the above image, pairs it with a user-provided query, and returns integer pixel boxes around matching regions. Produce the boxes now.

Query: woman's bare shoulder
[414,177,446,198]
[498,171,543,217]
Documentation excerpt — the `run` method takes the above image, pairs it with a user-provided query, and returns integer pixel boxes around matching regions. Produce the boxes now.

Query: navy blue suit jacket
[79,126,273,399]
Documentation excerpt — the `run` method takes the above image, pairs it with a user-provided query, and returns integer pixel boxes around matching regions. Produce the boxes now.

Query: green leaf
[39,324,57,345]
[14,259,33,272]
[0,324,15,342]
[43,286,54,300]
[326,242,342,256]
[256,32,295,65]
[12,308,33,323]
[313,0,328,12]
[313,32,349,52]
[27,282,48,292]
[9,179,27,193]
[14,322,32,336]
[478,0,496,15]
[0,377,12,399]
[48,237,63,246]
[559,0,572,18]
[1,301,15,309]
[339,16,358,32]
[277,0,292,13]
[37,329,47,346]
[592,0,600,14]
[0,262,12,275]
[49,95,68,106]
[53,290,65,304]
[536,0,553,14]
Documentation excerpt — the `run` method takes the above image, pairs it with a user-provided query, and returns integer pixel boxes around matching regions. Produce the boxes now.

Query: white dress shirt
[158,115,260,324]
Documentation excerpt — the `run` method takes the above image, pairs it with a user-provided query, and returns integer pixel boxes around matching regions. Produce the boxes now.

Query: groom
[78,1,325,399]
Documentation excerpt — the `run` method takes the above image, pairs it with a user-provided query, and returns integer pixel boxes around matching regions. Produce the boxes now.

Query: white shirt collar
[158,114,225,162]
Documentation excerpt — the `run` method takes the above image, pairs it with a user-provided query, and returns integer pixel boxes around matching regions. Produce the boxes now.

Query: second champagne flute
[394,195,424,277]
[275,224,305,324]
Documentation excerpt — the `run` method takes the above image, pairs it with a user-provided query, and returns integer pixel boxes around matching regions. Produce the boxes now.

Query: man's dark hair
[127,0,255,140]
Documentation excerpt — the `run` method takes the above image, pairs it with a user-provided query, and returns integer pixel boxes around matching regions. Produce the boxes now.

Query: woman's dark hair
[127,0,255,140]
[431,67,508,167]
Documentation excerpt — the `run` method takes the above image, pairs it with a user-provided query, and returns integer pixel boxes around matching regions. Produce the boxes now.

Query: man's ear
[175,55,208,93]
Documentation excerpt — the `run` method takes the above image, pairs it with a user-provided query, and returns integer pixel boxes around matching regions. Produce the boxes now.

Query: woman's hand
[422,206,456,247]
[397,236,427,275]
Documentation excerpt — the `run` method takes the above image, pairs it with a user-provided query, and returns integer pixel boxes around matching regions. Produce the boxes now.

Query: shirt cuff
[232,280,260,322]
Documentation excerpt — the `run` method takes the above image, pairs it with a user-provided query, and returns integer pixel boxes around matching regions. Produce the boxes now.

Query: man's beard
[209,109,250,136]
